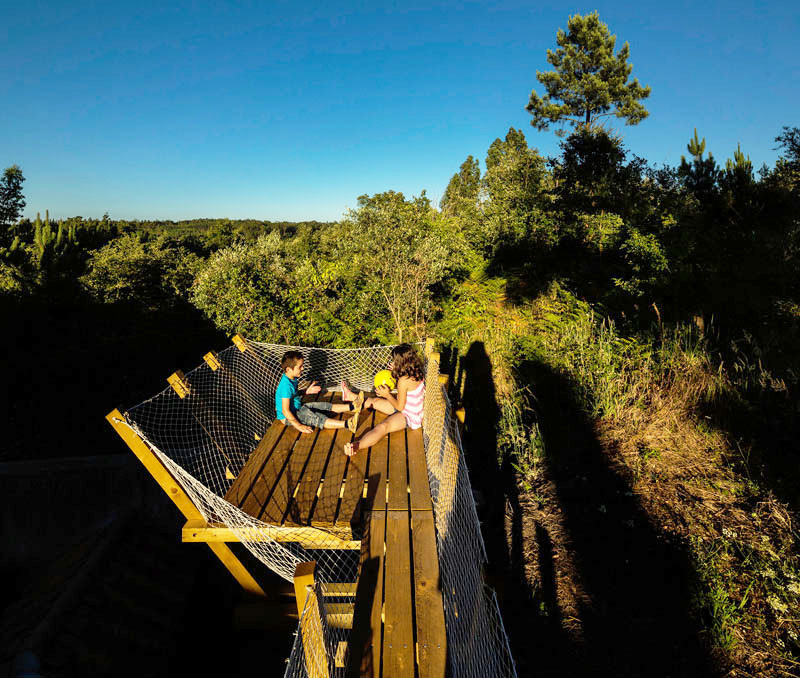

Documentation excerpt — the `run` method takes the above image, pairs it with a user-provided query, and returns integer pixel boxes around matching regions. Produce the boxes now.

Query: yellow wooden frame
[105,408,266,596]
[182,519,360,550]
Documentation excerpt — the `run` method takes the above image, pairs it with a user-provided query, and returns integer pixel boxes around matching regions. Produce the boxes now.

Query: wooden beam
[455,407,466,436]
[294,561,330,678]
[424,337,435,358]
[203,351,222,371]
[182,519,360,550]
[167,370,191,398]
[106,409,266,597]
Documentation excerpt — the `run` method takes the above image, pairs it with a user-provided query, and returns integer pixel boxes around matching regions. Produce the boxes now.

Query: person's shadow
[517,357,719,676]
[457,341,579,677]
[457,341,719,676]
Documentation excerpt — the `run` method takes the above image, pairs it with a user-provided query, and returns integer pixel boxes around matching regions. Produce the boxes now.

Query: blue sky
[2,0,798,221]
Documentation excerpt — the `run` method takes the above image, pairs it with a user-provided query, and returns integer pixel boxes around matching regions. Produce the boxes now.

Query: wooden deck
[223,390,447,677]
[109,382,448,678]
[220,393,376,547]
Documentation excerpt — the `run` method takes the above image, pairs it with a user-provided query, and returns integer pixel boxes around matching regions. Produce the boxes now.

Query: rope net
[121,338,516,677]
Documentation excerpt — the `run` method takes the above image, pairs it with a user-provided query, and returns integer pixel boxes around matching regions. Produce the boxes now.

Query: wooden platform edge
[105,408,266,597]
[182,519,361,550]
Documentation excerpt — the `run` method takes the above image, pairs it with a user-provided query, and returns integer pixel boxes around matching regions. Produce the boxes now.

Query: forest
[2,12,799,677]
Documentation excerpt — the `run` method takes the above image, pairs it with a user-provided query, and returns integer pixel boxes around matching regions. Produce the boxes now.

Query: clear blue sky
[2,0,798,221]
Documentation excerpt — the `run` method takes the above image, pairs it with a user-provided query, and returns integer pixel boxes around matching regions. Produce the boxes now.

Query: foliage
[526,11,651,135]
[481,128,554,261]
[336,191,475,340]
[82,232,200,307]
[611,225,670,299]
[0,165,26,232]
[440,155,481,217]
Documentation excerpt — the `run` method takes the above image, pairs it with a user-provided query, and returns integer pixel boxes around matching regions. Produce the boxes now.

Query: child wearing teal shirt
[276,351,363,433]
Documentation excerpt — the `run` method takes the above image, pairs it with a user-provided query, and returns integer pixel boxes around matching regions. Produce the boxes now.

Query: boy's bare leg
[323,418,346,429]
[330,403,353,414]
[344,412,406,456]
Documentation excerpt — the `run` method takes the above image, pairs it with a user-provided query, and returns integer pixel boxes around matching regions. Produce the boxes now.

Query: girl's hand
[376,384,391,398]
[306,381,322,395]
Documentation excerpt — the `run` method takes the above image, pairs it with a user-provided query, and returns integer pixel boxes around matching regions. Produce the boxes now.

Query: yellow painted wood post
[425,337,436,358]
[293,561,330,678]
[455,407,466,436]
[105,409,266,597]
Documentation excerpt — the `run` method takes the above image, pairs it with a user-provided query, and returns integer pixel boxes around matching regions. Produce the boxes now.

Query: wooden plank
[224,421,288,508]
[321,582,357,597]
[411,511,446,678]
[326,603,354,629]
[386,427,409,510]
[306,391,350,526]
[291,394,340,525]
[182,520,359,549]
[238,426,300,519]
[294,561,330,678]
[311,424,350,525]
[365,426,390,512]
[383,510,415,676]
[236,385,321,520]
[346,510,386,678]
[407,427,432,511]
[335,408,376,528]
[260,425,320,524]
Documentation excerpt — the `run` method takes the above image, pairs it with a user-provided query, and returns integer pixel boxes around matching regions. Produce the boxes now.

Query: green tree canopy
[440,156,481,216]
[1,165,26,239]
[526,11,651,135]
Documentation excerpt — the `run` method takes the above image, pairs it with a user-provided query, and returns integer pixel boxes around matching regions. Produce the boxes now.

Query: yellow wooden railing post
[455,407,466,436]
[425,337,436,359]
[105,409,266,597]
[294,561,330,678]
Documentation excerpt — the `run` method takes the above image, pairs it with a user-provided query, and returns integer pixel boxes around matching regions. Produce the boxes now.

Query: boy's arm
[283,398,313,433]
[302,380,322,395]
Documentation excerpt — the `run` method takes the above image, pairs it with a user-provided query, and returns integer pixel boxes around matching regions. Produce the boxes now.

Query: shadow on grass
[457,339,720,677]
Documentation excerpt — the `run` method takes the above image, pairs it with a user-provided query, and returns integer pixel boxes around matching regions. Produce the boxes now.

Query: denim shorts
[292,401,334,429]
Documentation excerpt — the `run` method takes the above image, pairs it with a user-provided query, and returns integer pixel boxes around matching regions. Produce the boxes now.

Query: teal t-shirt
[276,374,302,419]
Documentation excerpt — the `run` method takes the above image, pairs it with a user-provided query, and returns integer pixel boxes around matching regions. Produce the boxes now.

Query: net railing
[118,338,515,677]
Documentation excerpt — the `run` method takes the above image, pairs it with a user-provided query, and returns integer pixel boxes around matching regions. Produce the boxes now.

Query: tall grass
[517,280,728,427]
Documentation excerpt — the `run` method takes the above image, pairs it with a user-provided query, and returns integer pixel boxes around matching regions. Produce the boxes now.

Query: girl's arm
[376,377,408,410]
[394,377,409,412]
[376,377,408,411]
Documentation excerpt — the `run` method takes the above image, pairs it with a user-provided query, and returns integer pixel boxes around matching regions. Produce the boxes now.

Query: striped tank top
[402,379,425,430]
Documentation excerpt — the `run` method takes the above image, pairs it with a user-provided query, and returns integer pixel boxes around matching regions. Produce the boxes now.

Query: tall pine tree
[527,12,651,135]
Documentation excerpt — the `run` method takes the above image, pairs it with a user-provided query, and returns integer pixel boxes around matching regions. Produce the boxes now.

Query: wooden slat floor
[345,423,446,678]
[225,389,446,678]
[224,393,376,539]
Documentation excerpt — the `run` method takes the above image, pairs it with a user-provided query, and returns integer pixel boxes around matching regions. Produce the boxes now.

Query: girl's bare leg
[331,403,353,413]
[344,412,406,456]
[364,397,395,415]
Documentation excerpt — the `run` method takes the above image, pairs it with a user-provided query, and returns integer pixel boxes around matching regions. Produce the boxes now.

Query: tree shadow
[695,376,800,517]
[518,357,719,677]
[0,295,228,462]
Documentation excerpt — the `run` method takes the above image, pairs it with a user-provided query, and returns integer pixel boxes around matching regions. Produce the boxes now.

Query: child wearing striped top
[342,343,425,457]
